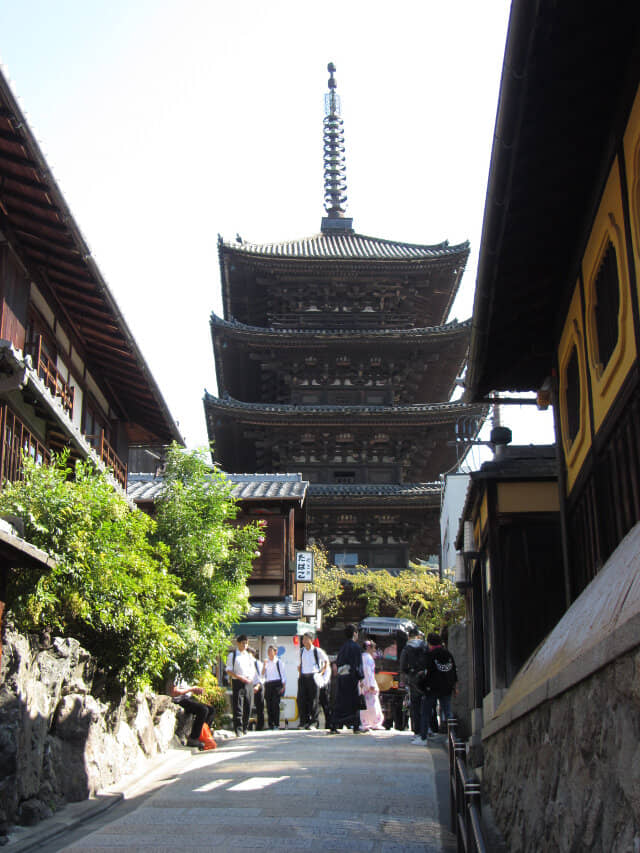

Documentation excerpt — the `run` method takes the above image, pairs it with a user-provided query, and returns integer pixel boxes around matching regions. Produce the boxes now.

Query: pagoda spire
[321,62,354,234]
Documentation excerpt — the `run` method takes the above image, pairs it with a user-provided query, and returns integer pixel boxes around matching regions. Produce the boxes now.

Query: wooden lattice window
[594,241,620,370]
[565,346,581,444]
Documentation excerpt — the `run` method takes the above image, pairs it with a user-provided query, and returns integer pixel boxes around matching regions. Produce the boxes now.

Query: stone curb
[5,792,124,852]
[4,743,208,852]
[4,728,244,852]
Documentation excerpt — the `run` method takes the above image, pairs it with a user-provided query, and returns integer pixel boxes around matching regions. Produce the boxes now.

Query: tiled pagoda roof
[210,313,471,341]
[220,232,469,263]
[203,393,486,425]
[308,483,442,504]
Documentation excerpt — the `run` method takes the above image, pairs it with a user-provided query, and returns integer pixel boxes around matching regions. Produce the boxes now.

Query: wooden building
[128,471,308,600]
[206,64,485,573]
[0,69,181,489]
[459,2,640,849]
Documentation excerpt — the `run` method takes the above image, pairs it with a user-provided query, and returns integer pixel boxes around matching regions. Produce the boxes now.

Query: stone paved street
[40,728,456,852]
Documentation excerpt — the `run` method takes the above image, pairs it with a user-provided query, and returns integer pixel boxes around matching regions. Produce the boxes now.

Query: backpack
[300,646,330,686]
[426,647,457,695]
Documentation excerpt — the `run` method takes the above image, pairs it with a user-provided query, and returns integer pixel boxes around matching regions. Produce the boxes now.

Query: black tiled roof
[210,313,471,340]
[309,483,441,497]
[203,393,486,423]
[127,472,308,504]
[221,232,469,262]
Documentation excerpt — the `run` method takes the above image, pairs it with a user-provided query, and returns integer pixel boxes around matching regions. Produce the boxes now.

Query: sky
[0,0,553,451]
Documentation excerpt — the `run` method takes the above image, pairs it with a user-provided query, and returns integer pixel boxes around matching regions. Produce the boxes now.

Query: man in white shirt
[297,632,328,729]
[226,634,256,736]
[263,645,286,729]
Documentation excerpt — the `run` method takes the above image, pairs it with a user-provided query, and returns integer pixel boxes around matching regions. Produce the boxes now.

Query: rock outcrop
[0,626,185,836]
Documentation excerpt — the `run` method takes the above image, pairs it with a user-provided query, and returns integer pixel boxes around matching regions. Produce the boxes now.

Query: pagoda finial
[321,62,353,234]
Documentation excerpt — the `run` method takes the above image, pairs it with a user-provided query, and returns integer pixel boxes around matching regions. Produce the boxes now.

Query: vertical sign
[295,550,314,582]
[302,590,317,617]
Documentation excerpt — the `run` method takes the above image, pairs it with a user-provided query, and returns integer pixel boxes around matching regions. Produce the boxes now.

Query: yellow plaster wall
[623,84,640,307]
[497,481,560,514]
[582,158,636,432]
[558,284,592,493]
[480,492,488,536]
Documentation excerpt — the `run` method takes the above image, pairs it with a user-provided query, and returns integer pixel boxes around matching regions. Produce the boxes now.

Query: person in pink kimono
[359,640,385,731]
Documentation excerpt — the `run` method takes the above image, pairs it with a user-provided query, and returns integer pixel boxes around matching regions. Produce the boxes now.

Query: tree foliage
[347,564,465,634]
[304,544,346,622]
[153,444,263,678]
[0,453,182,688]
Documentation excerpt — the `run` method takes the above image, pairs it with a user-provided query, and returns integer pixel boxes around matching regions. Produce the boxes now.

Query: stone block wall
[483,645,640,852]
[447,622,470,737]
[0,627,184,835]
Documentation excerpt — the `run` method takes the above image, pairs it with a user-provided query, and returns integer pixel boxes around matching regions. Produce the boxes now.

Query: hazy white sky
[0,1,552,450]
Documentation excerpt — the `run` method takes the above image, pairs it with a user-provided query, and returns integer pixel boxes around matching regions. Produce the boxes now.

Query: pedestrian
[263,645,286,729]
[297,633,329,729]
[318,656,333,729]
[328,623,364,734]
[165,672,216,748]
[359,640,384,731]
[399,627,428,742]
[225,634,256,737]
[250,647,265,731]
[421,632,458,740]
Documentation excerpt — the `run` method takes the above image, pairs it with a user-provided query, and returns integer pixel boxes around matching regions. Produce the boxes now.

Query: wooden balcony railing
[85,430,127,489]
[27,336,75,417]
[0,404,50,485]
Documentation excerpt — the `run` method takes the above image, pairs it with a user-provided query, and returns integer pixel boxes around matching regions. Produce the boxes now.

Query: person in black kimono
[328,624,364,734]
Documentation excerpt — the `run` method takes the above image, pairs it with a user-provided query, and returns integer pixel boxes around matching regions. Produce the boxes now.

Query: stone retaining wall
[483,645,640,852]
[0,627,185,836]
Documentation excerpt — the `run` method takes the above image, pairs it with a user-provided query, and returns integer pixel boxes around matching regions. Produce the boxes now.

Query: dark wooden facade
[458,0,640,807]
[0,70,181,489]
[207,231,485,570]
[455,447,566,717]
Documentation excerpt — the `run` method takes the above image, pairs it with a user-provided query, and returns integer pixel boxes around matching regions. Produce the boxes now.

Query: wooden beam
[0,177,59,209]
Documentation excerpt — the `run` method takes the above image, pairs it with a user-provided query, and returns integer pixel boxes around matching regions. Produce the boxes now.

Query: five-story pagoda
[205,64,484,572]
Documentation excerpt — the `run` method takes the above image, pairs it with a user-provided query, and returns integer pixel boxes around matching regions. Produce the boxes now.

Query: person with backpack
[421,632,458,741]
[297,632,328,729]
[225,634,256,737]
[249,647,265,731]
[399,627,428,741]
[263,645,286,729]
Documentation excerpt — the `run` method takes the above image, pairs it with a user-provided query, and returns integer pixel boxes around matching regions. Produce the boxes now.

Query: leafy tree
[0,453,182,689]
[153,444,263,679]
[304,544,346,623]
[348,564,464,635]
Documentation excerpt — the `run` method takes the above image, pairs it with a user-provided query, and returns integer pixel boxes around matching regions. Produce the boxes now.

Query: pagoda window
[368,469,395,484]
[335,433,353,444]
[371,549,404,568]
[333,551,358,568]
[328,389,359,405]
[593,240,620,371]
[299,391,322,404]
[365,391,388,405]
[333,470,356,483]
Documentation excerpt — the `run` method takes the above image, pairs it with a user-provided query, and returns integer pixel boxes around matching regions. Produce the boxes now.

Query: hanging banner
[295,550,314,582]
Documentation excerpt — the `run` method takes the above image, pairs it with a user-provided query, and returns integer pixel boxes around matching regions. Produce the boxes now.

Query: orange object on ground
[199,722,217,750]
